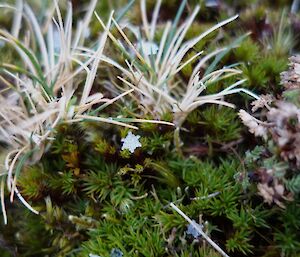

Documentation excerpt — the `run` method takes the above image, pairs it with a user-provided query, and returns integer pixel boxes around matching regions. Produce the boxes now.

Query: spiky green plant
[93,0,259,154]
[0,0,173,223]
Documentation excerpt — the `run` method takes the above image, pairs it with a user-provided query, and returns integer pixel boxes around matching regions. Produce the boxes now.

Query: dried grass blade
[80,11,113,106]
[1,177,7,224]
[24,4,50,75]
[11,0,23,38]
[150,0,162,40]
[73,115,138,129]
[141,0,150,39]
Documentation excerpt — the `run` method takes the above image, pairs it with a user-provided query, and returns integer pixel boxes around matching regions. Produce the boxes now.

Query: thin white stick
[191,191,220,201]
[170,202,230,257]
[1,178,7,224]
[14,186,39,214]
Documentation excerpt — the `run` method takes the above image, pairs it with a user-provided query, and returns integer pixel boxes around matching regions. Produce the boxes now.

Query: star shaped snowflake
[186,220,204,238]
[121,131,142,153]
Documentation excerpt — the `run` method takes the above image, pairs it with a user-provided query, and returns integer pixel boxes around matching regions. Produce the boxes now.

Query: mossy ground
[0,0,300,257]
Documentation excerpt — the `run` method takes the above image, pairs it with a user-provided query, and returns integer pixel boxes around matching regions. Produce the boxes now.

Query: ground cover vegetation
[0,0,299,256]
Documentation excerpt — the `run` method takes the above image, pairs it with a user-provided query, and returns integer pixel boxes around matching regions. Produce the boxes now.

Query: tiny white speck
[89,254,101,257]
[186,220,203,238]
[205,0,219,7]
[121,131,142,153]
[138,40,159,55]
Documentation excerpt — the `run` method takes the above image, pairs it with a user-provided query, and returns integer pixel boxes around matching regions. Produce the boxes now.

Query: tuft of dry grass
[94,0,259,152]
[0,0,140,224]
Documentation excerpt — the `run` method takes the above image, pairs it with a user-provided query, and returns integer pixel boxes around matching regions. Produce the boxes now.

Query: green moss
[18,166,48,200]
[283,89,300,107]
[259,55,287,89]
[200,106,241,142]
[234,38,260,63]
[242,63,268,89]
[226,229,254,255]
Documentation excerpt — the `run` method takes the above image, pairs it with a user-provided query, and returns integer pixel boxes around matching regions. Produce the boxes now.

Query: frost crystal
[110,248,123,257]
[121,131,142,153]
[88,248,123,257]
[186,220,203,238]
[89,254,101,257]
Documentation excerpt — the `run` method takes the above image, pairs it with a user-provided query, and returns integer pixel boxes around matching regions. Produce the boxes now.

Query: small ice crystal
[186,220,203,238]
[89,254,101,257]
[206,0,219,7]
[121,131,142,153]
[110,248,123,257]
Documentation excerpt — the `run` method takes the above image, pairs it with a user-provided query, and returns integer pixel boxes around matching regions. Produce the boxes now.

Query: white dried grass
[0,1,140,223]
[96,1,258,127]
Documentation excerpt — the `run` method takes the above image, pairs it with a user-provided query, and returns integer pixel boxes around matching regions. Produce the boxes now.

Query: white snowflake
[186,220,203,238]
[121,131,142,153]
